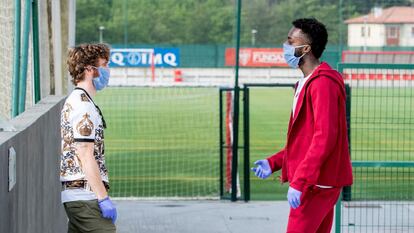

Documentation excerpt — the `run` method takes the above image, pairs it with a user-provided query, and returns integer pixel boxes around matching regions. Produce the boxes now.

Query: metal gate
[220,64,414,232]
[336,63,414,233]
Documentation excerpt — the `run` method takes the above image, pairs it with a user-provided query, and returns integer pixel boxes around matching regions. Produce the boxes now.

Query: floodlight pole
[99,26,105,43]
[231,0,242,202]
[339,0,344,59]
[123,0,128,47]
[251,29,257,47]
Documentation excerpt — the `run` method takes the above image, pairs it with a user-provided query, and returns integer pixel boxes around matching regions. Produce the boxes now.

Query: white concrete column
[67,0,76,93]
[51,0,62,95]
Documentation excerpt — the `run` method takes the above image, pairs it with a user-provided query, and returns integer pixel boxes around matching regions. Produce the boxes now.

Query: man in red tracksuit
[252,18,353,233]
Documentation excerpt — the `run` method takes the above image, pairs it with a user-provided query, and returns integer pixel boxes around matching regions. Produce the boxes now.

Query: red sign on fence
[225,48,288,67]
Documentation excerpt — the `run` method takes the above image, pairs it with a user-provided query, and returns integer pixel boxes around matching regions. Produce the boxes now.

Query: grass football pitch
[96,86,414,200]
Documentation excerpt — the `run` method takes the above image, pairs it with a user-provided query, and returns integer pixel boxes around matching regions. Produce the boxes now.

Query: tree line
[76,0,414,46]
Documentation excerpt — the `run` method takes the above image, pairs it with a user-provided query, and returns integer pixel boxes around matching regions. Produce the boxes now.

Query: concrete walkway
[114,200,290,233]
[114,200,414,233]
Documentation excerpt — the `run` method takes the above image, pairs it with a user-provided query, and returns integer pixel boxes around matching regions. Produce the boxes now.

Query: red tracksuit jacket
[267,62,353,192]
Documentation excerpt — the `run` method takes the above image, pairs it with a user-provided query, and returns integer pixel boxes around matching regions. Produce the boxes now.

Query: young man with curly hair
[252,18,353,233]
[60,43,117,233]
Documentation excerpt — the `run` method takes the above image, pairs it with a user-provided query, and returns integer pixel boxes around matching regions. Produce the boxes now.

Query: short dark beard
[295,47,306,66]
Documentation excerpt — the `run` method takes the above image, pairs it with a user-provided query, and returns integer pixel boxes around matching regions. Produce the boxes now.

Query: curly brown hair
[67,43,110,85]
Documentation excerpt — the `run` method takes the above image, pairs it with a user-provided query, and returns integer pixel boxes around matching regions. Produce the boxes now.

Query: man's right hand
[98,196,117,223]
[251,159,272,179]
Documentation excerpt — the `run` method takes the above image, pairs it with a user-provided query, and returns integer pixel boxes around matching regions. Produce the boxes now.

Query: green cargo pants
[64,200,116,233]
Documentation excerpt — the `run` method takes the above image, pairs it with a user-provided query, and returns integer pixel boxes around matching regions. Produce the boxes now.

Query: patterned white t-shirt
[60,87,109,202]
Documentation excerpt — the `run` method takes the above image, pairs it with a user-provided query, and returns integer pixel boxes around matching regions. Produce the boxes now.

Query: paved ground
[114,200,290,233]
[114,200,414,233]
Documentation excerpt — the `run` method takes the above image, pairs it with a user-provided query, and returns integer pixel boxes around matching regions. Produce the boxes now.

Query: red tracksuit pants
[286,186,342,233]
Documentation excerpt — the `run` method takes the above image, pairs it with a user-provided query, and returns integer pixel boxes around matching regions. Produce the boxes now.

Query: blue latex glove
[251,159,272,179]
[287,186,302,209]
[98,196,117,223]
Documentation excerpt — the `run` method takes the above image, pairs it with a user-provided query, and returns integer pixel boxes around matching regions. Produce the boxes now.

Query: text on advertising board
[225,48,288,67]
[110,48,180,67]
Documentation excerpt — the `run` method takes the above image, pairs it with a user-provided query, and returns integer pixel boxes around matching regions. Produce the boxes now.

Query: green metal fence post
[243,86,250,202]
[32,0,41,103]
[219,89,224,198]
[231,0,242,202]
[12,0,21,117]
[335,197,342,233]
[18,0,32,114]
[342,84,352,201]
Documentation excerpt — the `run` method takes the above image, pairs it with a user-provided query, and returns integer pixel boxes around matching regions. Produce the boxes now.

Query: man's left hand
[287,186,302,209]
[98,196,117,223]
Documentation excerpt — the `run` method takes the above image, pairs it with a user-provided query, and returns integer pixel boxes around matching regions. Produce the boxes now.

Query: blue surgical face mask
[283,43,309,68]
[92,66,110,91]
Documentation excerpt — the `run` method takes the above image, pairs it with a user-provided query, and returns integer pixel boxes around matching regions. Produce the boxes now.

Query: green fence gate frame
[219,64,414,231]
[219,87,249,202]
